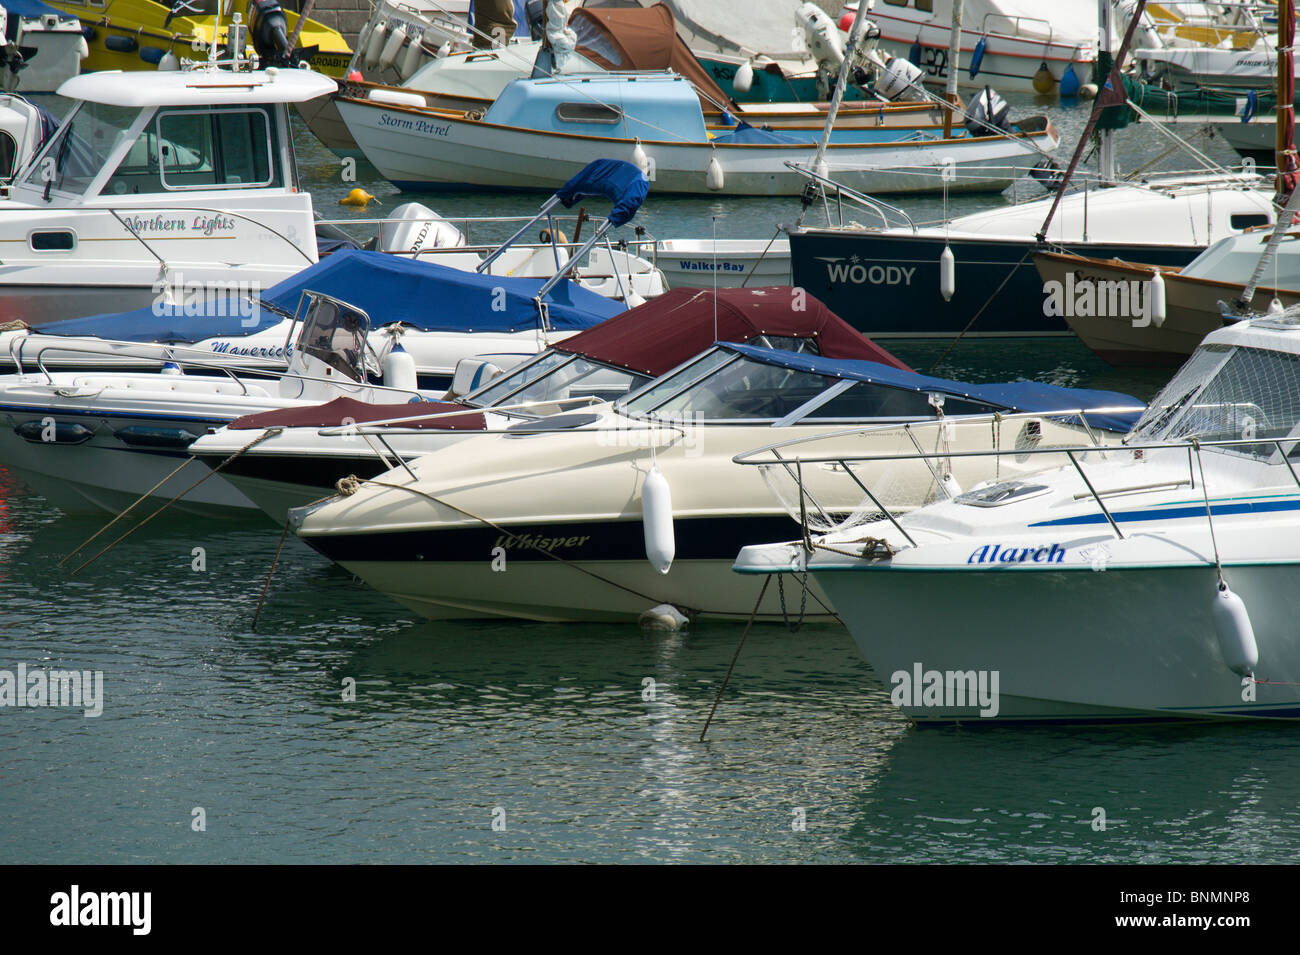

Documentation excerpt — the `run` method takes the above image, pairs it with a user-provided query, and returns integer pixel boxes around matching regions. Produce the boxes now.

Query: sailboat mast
[1036,0,1147,242]
[1237,0,1298,309]
[812,2,874,174]
[944,0,964,138]
[1098,0,1116,182]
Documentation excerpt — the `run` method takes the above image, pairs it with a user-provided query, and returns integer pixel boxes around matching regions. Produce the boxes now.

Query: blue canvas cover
[723,343,1144,432]
[554,159,648,228]
[37,249,624,343]
[709,122,811,146]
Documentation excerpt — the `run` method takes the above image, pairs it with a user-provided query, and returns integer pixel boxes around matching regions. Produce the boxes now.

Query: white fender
[364,22,388,71]
[159,49,179,71]
[1148,270,1166,327]
[1212,583,1259,677]
[632,139,650,176]
[379,25,407,71]
[939,244,955,301]
[382,341,418,391]
[400,32,425,79]
[733,60,754,93]
[706,153,724,191]
[642,466,675,574]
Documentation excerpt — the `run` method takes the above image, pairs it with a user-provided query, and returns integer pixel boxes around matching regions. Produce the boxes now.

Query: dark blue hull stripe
[1030,496,1300,528]
[301,515,804,564]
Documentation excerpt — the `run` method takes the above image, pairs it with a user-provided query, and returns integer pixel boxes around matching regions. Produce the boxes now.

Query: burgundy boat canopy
[228,397,487,431]
[570,3,734,111]
[552,286,911,375]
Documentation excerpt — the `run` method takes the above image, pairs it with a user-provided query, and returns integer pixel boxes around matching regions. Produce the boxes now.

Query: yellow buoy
[1032,61,1055,94]
[339,188,377,208]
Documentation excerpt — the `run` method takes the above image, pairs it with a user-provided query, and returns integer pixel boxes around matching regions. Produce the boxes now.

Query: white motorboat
[187,285,906,522]
[286,342,1140,623]
[0,59,335,327]
[733,314,1300,722]
[0,289,480,515]
[0,160,655,384]
[654,237,791,289]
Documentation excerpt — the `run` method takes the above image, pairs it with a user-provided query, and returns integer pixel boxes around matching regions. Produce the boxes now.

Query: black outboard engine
[965,86,1012,136]
[247,0,294,66]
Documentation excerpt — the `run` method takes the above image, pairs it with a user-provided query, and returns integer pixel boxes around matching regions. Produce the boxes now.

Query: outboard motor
[966,86,1012,135]
[247,0,295,67]
[877,56,926,102]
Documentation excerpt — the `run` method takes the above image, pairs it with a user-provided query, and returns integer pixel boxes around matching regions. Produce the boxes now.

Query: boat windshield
[619,348,1004,423]
[23,101,139,197]
[463,335,827,415]
[1132,343,1300,457]
[463,351,650,412]
[295,293,369,384]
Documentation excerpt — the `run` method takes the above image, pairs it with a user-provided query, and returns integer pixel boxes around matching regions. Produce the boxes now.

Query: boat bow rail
[729,407,1151,543]
[784,160,917,233]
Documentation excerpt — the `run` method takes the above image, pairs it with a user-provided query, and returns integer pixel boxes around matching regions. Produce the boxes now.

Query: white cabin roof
[55,67,337,108]
[1206,313,1300,355]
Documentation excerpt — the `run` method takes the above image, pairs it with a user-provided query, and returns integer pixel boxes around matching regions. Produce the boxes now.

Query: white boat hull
[337,96,1057,196]
[815,560,1300,722]
[655,238,791,288]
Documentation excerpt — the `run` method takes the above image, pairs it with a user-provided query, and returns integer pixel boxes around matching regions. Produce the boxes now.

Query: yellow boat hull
[47,0,351,77]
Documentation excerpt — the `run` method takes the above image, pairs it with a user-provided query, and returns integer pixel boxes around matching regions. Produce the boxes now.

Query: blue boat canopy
[723,343,1144,432]
[554,159,648,228]
[36,249,625,343]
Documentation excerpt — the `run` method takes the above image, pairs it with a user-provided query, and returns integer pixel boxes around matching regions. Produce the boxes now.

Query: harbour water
[4,92,1296,864]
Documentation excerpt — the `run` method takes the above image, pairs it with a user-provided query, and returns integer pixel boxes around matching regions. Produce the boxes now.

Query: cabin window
[0,130,17,180]
[748,335,820,355]
[620,348,737,414]
[22,101,138,198]
[916,0,934,10]
[1230,213,1269,231]
[467,352,648,410]
[633,355,834,421]
[28,229,76,252]
[153,106,279,191]
[555,102,623,125]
